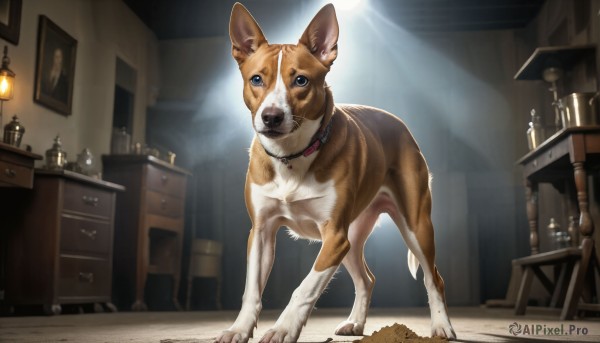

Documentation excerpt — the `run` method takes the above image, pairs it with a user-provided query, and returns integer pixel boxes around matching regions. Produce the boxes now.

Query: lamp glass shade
[0,71,14,101]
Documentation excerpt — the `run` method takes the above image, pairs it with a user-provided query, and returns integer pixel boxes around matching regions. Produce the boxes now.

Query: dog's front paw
[215,329,251,343]
[259,327,300,343]
[334,320,364,336]
[431,321,456,341]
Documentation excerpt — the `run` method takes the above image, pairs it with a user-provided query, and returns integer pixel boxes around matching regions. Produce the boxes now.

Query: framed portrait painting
[0,0,21,44]
[34,15,77,116]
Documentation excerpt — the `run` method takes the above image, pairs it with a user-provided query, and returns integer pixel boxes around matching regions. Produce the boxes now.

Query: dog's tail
[407,250,419,280]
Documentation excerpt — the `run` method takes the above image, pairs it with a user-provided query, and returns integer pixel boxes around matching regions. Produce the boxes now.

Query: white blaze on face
[254,49,293,134]
[254,48,324,158]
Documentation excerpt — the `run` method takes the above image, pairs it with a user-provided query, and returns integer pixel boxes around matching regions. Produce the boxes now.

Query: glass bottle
[527,109,544,150]
[547,218,560,250]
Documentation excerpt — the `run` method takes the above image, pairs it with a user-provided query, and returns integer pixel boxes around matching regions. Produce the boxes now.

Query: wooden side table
[0,143,42,308]
[102,155,190,311]
[0,142,42,188]
[515,126,600,319]
[2,170,124,314]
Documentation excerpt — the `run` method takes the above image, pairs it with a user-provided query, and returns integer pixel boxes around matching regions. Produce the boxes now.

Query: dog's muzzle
[260,106,285,138]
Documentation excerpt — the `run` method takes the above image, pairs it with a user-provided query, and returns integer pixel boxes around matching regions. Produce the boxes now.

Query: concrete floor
[0,307,599,343]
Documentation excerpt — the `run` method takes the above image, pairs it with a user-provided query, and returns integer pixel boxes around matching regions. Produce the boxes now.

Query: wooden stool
[186,239,223,310]
[514,244,590,319]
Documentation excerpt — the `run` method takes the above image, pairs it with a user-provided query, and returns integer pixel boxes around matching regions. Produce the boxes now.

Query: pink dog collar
[264,118,332,166]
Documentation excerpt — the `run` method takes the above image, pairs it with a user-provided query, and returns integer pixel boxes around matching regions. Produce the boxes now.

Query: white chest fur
[250,170,337,240]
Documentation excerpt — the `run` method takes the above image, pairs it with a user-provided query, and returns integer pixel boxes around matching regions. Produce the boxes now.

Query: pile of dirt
[354,323,448,343]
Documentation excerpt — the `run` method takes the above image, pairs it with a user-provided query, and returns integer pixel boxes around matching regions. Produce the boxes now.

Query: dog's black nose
[261,106,284,128]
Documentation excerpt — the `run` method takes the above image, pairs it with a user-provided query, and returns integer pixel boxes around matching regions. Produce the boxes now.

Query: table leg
[172,273,182,311]
[131,299,148,311]
[525,179,539,254]
[43,304,62,315]
[573,162,594,238]
[216,274,223,310]
[133,229,149,311]
[172,234,183,311]
[104,302,118,312]
[93,303,104,313]
[186,277,193,310]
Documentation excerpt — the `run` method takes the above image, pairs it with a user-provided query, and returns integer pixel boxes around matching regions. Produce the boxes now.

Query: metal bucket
[556,92,599,128]
[190,239,223,278]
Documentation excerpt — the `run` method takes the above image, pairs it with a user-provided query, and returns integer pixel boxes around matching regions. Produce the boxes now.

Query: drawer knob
[82,195,99,206]
[80,229,97,240]
[161,175,168,183]
[160,198,167,209]
[4,168,16,178]
[78,272,94,283]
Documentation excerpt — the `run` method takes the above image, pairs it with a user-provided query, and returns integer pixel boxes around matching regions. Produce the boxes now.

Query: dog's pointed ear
[229,3,267,65]
[299,4,339,68]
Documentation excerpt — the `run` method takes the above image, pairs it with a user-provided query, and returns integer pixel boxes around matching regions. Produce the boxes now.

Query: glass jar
[554,232,571,249]
[76,148,94,175]
[547,218,560,250]
[45,135,67,170]
[110,127,131,154]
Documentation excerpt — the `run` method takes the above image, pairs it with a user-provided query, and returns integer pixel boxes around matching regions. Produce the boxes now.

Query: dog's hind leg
[334,204,380,336]
[394,213,456,340]
[385,159,456,340]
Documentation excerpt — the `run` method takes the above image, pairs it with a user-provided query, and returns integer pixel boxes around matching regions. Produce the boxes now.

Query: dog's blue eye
[294,75,309,87]
[250,75,263,86]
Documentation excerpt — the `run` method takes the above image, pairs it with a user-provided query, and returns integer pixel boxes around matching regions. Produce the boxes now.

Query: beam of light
[335,6,513,171]
[330,0,365,12]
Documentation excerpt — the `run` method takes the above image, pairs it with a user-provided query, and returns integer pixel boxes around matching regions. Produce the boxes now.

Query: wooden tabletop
[517,126,600,165]
[0,141,43,160]
[35,168,125,191]
[102,154,192,176]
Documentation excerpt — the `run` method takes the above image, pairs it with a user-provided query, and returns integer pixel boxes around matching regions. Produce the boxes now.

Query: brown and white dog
[217,3,456,343]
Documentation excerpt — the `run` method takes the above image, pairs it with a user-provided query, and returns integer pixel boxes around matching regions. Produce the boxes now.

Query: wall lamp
[0,45,15,130]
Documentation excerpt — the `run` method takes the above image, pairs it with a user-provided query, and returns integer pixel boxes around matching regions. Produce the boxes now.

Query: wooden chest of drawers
[3,170,124,314]
[102,155,190,310]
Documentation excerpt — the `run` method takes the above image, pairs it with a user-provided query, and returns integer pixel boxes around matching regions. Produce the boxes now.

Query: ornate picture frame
[0,0,21,44]
[34,15,77,116]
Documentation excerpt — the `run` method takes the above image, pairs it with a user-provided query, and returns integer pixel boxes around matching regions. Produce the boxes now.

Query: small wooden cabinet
[2,170,124,314]
[102,155,190,310]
